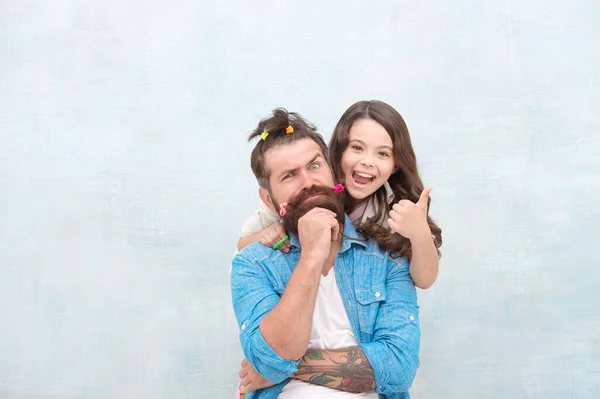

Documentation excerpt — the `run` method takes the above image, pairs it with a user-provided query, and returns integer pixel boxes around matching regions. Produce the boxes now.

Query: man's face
[260,139,335,212]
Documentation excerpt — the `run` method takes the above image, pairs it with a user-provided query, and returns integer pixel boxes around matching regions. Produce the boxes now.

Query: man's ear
[259,187,277,213]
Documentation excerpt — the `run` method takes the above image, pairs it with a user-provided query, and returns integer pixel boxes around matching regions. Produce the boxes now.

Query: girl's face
[340,118,396,200]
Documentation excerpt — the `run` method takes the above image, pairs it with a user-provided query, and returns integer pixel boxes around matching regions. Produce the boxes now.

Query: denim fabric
[231,216,420,399]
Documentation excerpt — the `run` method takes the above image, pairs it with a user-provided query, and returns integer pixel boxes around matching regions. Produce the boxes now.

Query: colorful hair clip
[285,125,294,134]
[333,184,345,193]
[261,131,269,140]
[279,202,288,217]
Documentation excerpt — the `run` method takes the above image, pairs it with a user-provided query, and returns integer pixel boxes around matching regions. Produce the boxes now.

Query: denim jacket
[231,216,420,399]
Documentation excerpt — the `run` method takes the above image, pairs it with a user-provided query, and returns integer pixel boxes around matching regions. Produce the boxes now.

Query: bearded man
[231,108,421,399]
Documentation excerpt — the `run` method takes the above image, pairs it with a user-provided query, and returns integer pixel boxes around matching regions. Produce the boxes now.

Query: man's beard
[278,185,345,238]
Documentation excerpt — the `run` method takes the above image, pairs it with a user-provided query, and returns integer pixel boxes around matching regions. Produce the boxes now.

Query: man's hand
[297,207,340,262]
[259,223,290,253]
[239,359,276,393]
[387,187,432,240]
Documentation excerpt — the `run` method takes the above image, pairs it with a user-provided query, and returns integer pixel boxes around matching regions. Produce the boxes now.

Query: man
[231,108,420,398]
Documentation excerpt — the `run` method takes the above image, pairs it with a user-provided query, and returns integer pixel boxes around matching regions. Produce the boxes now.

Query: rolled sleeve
[231,252,299,383]
[359,258,421,395]
[242,323,299,383]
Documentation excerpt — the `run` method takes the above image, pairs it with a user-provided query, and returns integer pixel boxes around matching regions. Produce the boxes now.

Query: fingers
[331,221,340,241]
[239,358,253,392]
[387,217,401,235]
[298,207,340,242]
[241,369,262,393]
[239,358,249,378]
[395,199,413,208]
[260,224,288,247]
[258,233,273,246]
[269,229,282,245]
[278,240,291,253]
[304,207,337,218]
[416,187,432,210]
[274,224,290,252]
[241,375,252,391]
[306,208,340,240]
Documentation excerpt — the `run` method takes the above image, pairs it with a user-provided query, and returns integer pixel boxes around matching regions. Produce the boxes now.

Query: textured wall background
[1,1,599,398]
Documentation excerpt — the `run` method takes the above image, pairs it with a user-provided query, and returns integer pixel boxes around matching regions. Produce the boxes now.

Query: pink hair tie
[333,184,345,193]
[279,202,288,217]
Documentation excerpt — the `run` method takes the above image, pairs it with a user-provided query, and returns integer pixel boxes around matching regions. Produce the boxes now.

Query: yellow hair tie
[261,131,269,140]
[285,125,294,134]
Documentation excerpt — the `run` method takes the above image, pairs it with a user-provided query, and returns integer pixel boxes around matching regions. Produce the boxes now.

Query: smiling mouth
[351,171,375,186]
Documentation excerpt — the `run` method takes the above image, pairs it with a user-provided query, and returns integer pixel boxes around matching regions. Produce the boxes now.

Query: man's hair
[248,108,329,190]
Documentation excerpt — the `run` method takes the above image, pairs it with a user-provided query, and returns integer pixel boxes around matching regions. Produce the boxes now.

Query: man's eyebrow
[306,153,324,167]
[276,153,324,181]
[277,165,299,180]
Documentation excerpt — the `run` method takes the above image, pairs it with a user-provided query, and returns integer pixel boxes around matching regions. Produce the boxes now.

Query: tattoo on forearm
[291,346,376,393]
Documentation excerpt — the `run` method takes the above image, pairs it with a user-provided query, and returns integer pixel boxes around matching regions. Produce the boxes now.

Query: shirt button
[241,323,246,330]
[375,292,381,298]
[409,315,415,321]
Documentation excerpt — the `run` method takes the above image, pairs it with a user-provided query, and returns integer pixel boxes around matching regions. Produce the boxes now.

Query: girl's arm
[387,187,439,290]
[407,232,439,289]
[237,231,266,251]
[238,202,289,252]
[238,223,290,252]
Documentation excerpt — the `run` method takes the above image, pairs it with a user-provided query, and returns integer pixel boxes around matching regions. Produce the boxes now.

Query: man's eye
[310,163,320,170]
[282,173,293,180]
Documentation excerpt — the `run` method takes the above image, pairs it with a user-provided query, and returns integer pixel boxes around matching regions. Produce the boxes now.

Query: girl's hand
[239,359,276,393]
[259,223,290,253]
[387,187,432,240]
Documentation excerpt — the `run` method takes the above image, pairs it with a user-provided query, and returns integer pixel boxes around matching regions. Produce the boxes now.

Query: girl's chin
[345,183,374,201]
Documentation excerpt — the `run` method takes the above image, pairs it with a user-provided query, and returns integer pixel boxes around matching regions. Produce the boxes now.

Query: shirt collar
[288,215,367,253]
[383,181,395,204]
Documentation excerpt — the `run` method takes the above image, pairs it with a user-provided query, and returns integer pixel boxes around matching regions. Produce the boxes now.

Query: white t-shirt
[279,270,378,399]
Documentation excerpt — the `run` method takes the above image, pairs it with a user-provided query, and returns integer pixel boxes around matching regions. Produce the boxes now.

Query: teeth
[354,172,374,179]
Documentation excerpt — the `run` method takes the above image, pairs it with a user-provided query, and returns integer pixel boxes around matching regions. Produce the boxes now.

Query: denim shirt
[231,216,420,399]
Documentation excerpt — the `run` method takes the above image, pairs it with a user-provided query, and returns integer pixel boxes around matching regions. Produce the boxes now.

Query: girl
[238,100,442,289]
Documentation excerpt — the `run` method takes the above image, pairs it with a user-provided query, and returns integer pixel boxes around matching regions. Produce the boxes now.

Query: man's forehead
[265,139,327,170]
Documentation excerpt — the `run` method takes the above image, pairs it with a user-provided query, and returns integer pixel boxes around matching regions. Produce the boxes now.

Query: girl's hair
[328,100,442,259]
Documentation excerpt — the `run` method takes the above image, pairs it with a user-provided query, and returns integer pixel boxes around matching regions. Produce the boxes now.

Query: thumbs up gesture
[387,187,432,240]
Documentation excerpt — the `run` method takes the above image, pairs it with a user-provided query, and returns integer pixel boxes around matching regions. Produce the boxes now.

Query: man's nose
[298,170,318,189]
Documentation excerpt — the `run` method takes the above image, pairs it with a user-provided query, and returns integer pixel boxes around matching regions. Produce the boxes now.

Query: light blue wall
[1,1,599,398]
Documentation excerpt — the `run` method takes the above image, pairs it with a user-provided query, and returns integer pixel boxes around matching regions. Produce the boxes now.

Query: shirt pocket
[355,284,386,334]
